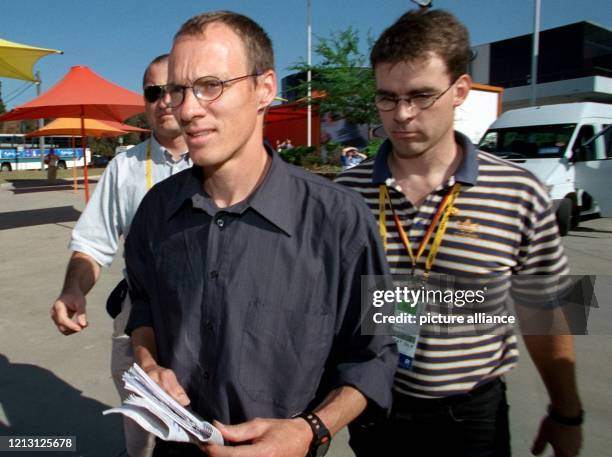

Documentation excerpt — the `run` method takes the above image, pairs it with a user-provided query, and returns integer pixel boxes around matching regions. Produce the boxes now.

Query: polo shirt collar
[372,130,479,186]
[167,144,295,236]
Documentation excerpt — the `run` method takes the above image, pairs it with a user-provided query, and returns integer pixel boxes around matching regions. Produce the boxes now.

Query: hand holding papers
[103,364,223,445]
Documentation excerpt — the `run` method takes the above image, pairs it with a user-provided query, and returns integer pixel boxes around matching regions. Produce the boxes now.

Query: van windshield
[479,124,576,159]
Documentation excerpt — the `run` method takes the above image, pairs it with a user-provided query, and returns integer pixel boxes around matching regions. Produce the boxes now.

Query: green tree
[289,26,379,127]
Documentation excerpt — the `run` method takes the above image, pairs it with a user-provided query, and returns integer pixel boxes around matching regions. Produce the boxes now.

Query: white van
[479,102,612,235]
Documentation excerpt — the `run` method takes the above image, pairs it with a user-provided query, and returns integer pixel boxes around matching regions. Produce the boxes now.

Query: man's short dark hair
[175,11,275,75]
[142,54,169,88]
[370,9,471,81]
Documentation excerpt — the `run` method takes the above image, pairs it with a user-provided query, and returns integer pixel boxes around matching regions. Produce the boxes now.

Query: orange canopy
[0,65,145,202]
[0,65,144,122]
[25,117,149,138]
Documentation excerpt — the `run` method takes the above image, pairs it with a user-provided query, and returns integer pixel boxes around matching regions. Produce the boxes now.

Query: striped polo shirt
[336,131,568,398]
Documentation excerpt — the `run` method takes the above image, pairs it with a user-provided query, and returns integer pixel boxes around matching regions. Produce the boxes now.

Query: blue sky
[2,0,611,110]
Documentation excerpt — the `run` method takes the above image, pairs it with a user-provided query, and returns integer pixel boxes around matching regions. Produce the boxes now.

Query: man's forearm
[131,326,159,370]
[313,386,368,436]
[523,335,582,416]
[61,251,101,295]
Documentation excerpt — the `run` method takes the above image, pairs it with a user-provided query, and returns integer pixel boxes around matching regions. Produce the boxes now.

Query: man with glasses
[336,9,583,457]
[123,10,396,457]
[51,54,190,457]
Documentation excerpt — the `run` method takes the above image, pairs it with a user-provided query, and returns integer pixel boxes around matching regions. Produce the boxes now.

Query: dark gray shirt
[125,149,397,424]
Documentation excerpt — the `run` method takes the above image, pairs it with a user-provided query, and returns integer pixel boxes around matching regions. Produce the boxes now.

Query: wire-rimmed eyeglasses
[163,74,260,108]
[374,79,456,112]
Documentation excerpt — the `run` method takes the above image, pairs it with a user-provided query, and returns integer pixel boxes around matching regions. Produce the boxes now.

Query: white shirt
[69,136,191,268]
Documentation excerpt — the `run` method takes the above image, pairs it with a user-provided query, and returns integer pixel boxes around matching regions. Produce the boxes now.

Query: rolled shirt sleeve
[69,159,122,267]
[320,198,397,414]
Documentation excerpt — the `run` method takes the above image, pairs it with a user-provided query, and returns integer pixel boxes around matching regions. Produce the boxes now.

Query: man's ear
[256,69,277,113]
[452,73,472,108]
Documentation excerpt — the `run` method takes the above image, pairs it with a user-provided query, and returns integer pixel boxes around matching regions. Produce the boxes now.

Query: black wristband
[296,411,331,457]
[547,405,584,426]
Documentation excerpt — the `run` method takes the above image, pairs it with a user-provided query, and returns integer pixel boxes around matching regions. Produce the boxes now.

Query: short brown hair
[370,9,471,81]
[175,11,275,75]
[142,54,169,88]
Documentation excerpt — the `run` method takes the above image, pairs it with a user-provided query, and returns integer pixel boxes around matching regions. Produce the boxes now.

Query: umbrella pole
[71,136,77,193]
[80,112,90,202]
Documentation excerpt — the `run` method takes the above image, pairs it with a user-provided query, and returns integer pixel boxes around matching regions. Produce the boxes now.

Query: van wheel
[570,199,580,230]
[57,160,67,170]
[0,163,11,172]
[556,198,573,236]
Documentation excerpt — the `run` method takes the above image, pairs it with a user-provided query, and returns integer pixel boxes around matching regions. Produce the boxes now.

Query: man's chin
[157,119,181,132]
[390,140,428,159]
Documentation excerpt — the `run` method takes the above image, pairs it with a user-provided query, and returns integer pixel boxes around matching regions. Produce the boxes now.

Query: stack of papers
[103,364,223,445]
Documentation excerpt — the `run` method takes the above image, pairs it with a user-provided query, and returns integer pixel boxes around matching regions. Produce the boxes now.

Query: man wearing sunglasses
[50,54,190,457]
[337,9,582,457]
[123,10,396,457]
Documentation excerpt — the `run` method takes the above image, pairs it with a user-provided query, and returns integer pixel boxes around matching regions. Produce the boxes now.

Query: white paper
[103,364,224,446]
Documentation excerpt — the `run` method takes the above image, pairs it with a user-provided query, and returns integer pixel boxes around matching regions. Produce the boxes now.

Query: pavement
[1,179,611,456]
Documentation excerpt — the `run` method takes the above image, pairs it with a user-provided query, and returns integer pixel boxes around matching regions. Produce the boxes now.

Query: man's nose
[393,99,417,123]
[175,88,206,124]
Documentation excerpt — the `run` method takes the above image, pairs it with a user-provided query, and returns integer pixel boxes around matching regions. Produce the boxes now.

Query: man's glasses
[143,85,166,104]
[163,74,260,109]
[374,79,456,112]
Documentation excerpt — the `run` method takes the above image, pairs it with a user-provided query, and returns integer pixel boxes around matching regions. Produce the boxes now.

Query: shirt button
[216,217,224,229]
[203,371,210,380]
[209,271,218,279]
[204,320,214,331]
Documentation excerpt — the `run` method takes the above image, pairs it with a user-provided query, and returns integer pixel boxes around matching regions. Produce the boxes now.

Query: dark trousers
[152,440,206,456]
[349,378,511,457]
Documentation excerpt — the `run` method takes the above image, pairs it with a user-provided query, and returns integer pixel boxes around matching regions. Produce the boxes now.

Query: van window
[573,125,596,161]
[478,124,576,159]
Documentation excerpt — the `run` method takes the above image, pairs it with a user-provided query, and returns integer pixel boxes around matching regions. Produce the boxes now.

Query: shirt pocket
[238,295,334,412]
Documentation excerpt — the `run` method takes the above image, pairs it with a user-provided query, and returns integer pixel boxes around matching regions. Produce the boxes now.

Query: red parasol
[0,65,145,201]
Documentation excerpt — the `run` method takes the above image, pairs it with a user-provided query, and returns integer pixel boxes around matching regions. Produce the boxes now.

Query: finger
[215,419,266,443]
[75,308,88,328]
[159,370,190,406]
[51,303,83,333]
[58,324,78,335]
[531,432,547,455]
[205,442,265,457]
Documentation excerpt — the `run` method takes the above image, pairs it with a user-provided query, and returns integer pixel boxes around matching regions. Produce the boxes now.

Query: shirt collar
[151,135,190,165]
[372,130,478,186]
[166,144,296,236]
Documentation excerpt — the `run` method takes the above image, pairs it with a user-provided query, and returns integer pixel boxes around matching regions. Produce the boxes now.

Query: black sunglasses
[143,85,165,103]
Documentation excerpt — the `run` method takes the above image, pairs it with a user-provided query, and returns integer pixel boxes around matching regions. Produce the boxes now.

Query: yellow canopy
[25,117,131,138]
[0,37,63,81]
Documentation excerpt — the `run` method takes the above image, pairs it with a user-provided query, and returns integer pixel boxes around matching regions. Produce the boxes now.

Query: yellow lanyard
[146,140,153,191]
[379,182,461,278]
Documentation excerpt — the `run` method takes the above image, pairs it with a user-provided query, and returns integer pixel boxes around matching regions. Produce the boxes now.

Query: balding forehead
[143,58,169,85]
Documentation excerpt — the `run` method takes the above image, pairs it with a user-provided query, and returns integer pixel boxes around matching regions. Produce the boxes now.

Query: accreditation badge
[392,275,427,370]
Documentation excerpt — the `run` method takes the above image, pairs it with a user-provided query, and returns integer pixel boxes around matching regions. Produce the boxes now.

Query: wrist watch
[296,411,331,457]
